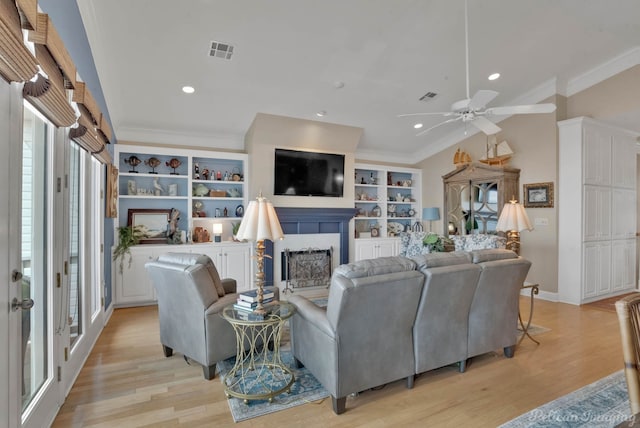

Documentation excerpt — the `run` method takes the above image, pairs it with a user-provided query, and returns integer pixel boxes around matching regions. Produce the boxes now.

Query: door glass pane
[472,181,499,234]
[68,142,82,347]
[21,107,49,410]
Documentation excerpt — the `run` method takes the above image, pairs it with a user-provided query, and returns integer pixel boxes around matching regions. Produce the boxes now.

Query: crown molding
[116,126,244,150]
[564,46,640,97]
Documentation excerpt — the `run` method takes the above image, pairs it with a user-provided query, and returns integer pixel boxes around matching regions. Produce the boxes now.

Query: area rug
[218,350,329,422]
[499,370,633,427]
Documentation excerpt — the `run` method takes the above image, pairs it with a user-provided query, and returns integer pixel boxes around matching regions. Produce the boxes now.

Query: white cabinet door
[582,241,611,299]
[583,186,611,241]
[612,133,636,189]
[218,244,251,292]
[354,240,378,261]
[582,127,611,186]
[612,188,636,240]
[115,247,156,306]
[377,239,398,257]
[354,238,399,261]
[612,239,636,292]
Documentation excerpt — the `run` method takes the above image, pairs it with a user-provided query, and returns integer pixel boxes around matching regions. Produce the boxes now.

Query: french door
[2,77,106,427]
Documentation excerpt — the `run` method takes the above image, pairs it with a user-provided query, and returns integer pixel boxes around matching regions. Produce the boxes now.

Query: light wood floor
[52,297,625,427]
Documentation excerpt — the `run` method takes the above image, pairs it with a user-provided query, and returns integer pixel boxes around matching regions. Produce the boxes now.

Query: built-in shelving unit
[353,163,422,261]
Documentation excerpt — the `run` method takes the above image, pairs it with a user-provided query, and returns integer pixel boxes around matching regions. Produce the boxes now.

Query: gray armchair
[145,253,239,380]
[289,257,425,414]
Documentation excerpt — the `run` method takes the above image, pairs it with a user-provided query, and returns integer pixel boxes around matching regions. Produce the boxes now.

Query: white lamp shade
[496,201,533,232]
[422,207,440,221]
[235,196,284,242]
[212,223,223,234]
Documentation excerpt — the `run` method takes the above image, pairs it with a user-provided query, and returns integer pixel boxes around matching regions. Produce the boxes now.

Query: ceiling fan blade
[397,112,454,118]
[468,90,499,111]
[416,116,463,136]
[485,103,557,116]
[471,116,501,135]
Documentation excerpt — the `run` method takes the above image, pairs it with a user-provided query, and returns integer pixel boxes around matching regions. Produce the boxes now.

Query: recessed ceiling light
[316,110,326,117]
[414,123,423,129]
[182,86,195,94]
[488,73,500,81]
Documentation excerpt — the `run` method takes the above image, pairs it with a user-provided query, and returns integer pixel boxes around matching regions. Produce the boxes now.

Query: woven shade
[0,0,38,82]
[70,108,102,154]
[28,13,76,89]
[16,0,37,31]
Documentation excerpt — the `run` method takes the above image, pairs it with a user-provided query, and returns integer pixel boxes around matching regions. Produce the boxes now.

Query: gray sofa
[289,249,531,414]
[145,253,281,380]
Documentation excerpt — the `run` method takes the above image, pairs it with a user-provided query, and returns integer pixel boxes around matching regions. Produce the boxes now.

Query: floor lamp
[496,199,533,255]
[234,193,284,315]
[422,207,440,232]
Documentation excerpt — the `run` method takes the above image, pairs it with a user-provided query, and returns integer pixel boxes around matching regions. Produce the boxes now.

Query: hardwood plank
[52,299,625,427]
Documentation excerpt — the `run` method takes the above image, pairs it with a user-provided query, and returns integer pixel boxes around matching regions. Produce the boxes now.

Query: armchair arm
[221,278,236,294]
[288,295,333,338]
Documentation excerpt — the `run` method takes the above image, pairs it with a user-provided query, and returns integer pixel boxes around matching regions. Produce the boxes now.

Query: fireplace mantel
[264,207,356,286]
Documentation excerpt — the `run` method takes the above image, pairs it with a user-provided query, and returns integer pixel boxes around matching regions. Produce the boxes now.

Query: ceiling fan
[398,0,556,136]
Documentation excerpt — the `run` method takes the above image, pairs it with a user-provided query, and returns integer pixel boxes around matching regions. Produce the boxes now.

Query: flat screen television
[274,148,345,197]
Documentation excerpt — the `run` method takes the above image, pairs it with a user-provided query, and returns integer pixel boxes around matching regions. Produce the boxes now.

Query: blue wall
[39,0,116,308]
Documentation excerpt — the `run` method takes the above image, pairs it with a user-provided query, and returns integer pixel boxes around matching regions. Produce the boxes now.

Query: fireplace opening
[281,248,332,293]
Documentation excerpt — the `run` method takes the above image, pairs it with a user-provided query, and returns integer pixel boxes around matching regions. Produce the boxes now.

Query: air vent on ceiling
[419,91,438,102]
[209,41,234,60]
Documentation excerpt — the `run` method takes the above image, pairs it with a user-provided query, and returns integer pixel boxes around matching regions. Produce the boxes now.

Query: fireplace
[265,207,356,294]
[281,247,333,292]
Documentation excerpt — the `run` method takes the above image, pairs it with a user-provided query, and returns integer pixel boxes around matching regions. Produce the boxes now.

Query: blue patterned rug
[218,350,329,422]
[499,370,633,427]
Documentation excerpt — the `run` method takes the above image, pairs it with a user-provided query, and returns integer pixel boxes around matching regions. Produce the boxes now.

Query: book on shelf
[237,287,276,303]
[234,297,274,310]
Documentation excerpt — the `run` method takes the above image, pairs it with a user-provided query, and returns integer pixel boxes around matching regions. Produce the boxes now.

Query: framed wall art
[523,182,554,208]
[127,208,171,244]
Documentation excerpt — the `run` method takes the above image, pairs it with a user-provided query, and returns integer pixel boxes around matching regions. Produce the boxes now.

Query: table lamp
[496,199,533,255]
[213,223,223,242]
[422,207,440,232]
[235,192,284,315]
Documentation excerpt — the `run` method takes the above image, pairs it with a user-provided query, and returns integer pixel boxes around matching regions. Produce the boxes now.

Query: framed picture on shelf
[523,182,554,208]
[370,226,380,237]
[127,208,172,244]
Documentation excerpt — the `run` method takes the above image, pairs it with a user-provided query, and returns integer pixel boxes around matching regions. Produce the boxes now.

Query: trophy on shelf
[144,157,161,174]
[166,158,182,175]
[124,155,142,173]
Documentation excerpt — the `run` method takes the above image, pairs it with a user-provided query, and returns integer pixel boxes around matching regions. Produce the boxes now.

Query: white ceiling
[77,0,640,163]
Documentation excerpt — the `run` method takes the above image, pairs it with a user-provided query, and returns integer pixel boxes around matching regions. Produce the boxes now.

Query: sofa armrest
[288,295,334,338]
[221,278,236,294]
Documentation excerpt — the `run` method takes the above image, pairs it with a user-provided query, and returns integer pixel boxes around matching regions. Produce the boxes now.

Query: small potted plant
[113,225,147,272]
[232,221,242,241]
[423,233,454,253]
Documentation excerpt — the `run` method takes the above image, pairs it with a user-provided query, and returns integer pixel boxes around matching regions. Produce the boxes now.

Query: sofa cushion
[449,234,506,252]
[334,256,417,279]
[470,248,518,263]
[412,252,472,269]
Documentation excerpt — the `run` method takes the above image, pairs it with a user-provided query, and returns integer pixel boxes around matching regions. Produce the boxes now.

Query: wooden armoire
[443,162,520,235]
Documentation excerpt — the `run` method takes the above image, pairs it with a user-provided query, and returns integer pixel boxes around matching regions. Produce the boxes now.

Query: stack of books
[233,287,276,312]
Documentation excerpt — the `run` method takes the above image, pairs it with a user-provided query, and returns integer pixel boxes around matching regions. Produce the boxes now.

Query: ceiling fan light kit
[399,0,556,137]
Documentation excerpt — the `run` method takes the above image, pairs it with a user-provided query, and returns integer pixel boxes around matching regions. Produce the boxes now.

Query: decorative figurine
[153,177,163,196]
[194,162,200,179]
[166,158,182,175]
[202,168,210,180]
[124,155,142,173]
[166,208,181,244]
[144,157,161,174]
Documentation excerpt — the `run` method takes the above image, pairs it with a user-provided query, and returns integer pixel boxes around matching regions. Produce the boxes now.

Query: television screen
[274,149,345,197]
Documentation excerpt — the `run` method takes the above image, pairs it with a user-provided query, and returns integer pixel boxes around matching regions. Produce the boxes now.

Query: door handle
[11,297,34,312]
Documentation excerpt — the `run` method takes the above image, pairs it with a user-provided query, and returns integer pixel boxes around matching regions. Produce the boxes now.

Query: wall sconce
[213,223,223,242]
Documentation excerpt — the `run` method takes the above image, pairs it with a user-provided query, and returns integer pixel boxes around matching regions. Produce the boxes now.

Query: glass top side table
[221,301,296,403]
